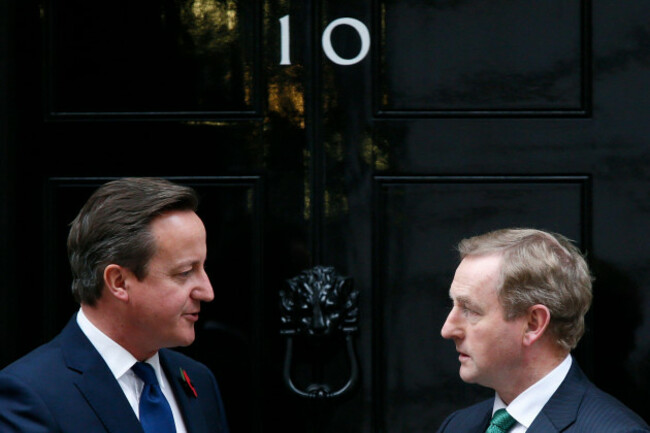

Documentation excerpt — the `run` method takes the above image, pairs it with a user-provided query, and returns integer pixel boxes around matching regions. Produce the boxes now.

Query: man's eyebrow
[453,295,470,305]
[452,295,479,310]
[172,259,204,270]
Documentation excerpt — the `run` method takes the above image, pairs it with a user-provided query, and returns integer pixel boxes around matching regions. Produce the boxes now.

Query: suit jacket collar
[59,315,144,433]
[451,398,494,432]
[475,404,494,432]
[527,361,588,432]
[160,349,209,433]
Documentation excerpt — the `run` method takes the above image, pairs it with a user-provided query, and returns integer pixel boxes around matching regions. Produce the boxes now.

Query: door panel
[3,0,650,432]
[47,0,259,116]
[378,0,588,113]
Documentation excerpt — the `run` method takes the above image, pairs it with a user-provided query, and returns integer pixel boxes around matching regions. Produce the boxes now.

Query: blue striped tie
[132,362,177,433]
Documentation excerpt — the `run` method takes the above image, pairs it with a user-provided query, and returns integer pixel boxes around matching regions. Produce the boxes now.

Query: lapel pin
[179,368,198,398]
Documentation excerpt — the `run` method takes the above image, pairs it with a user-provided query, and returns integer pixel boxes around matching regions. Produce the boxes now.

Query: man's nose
[194,268,215,302]
[441,307,462,340]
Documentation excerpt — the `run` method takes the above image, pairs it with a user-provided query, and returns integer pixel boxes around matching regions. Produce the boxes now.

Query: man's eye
[462,307,476,316]
[178,270,192,278]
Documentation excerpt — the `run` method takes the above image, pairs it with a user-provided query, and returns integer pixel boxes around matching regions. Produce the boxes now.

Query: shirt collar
[493,354,572,428]
[76,308,166,389]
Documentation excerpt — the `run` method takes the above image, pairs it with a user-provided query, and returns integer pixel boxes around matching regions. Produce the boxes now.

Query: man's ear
[103,264,130,302]
[523,304,551,346]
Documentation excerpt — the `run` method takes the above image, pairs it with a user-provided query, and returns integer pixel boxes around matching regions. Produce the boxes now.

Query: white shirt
[77,308,188,433]
[492,355,572,433]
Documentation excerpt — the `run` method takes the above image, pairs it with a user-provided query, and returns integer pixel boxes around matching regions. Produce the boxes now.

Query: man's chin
[459,368,478,384]
[169,331,196,348]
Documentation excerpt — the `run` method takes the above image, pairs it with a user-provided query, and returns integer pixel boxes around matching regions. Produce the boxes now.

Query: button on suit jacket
[0,315,229,433]
[436,362,649,433]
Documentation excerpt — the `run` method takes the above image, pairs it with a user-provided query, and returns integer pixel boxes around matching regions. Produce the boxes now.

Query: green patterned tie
[486,409,517,433]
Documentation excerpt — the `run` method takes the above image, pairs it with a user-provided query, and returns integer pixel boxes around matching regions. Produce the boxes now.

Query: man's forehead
[458,253,503,278]
[449,253,503,296]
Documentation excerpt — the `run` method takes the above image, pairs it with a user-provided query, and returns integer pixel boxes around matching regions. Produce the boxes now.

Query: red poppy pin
[180,368,198,398]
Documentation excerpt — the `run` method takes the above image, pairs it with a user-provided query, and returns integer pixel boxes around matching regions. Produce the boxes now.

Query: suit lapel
[60,316,144,433]
[475,405,493,432]
[527,412,561,433]
[448,398,493,432]
[527,362,587,433]
[161,350,208,433]
[75,360,144,433]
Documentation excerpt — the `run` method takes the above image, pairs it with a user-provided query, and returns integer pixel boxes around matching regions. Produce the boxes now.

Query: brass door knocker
[280,266,360,399]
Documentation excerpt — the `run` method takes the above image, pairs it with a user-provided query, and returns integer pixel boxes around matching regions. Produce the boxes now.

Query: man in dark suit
[0,177,229,433]
[437,228,649,433]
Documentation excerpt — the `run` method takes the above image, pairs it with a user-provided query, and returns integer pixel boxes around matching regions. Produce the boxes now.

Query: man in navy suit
[0,177,229,433]
[437,228,649,433]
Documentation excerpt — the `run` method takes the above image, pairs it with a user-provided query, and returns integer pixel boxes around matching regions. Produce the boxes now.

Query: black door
[2,0,650,432]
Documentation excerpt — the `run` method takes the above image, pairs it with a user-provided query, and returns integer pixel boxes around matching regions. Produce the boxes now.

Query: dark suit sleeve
[0,372,60,433]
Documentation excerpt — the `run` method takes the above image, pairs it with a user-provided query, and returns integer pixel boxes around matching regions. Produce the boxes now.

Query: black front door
[3,0,650,432]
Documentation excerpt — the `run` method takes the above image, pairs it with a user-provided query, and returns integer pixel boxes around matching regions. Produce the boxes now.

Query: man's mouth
[184,312,200,322]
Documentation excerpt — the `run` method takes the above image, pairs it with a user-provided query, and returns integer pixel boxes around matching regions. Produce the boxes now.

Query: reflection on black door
[3,0,650,432]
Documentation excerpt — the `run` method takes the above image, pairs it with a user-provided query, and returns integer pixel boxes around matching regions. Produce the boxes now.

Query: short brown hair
[457,228,593,351]
[67,177,198,305]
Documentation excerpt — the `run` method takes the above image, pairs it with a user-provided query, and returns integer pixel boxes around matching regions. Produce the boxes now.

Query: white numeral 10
[279,15,371,66]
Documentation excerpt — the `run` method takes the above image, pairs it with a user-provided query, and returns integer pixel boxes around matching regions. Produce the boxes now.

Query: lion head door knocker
[279,265,360,399]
